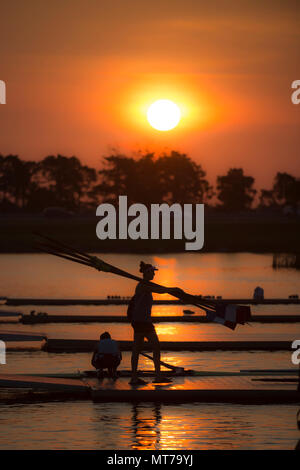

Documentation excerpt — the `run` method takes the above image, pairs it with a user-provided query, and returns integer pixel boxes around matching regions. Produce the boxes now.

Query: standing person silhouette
[129,261,181,385]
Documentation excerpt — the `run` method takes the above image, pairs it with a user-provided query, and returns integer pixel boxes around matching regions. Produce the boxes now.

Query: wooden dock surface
[0,311,21,317]
[0,374,88,392]
[0,330,47,341]
[88,376,300,404]
[21,314,300,324]
[5,297,300,306]
[0,374,298,404]
[44,339,292,352]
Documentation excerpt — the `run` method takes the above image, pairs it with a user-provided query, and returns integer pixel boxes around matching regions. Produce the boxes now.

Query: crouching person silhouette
[92,331,122,379]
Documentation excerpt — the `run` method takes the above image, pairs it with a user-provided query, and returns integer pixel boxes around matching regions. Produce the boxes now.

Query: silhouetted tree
[96,150,213,205]
[35,155,97,210]
[156,151,214,204]
[259,173,300,210]
[95,152,167,205]
[259,189,276,208]
[133,153,167,204]
[94,154,137,205]
[272,172,300,207]
[2,150,298,214]
[216,168,256,210]
[0,155,37,208]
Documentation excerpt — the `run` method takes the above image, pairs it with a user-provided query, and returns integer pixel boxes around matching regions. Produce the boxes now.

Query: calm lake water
[0,252,299,450]
[0,402,299,450]
[1,252,300,299]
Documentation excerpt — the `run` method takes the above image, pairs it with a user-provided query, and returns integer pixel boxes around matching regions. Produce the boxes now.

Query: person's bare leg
[131,333,144,381]
[148,329,172,383]
[152,341,161,377]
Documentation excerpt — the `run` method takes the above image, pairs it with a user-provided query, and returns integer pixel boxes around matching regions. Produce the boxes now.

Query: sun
[147,99,181,131]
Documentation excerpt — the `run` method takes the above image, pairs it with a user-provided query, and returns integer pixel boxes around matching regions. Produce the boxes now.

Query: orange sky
[0,0,299,189]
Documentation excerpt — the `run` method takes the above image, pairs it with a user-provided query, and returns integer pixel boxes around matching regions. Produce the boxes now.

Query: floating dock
[1,330,293,352]
[5,297,300,306]
[0,373,298,404]
[0,311,21,317]
[0,374,89,403]
[0,374,88,392]
[82,368,300,378]
[44,339,292,352]
[21,314,300,324]
[19,368,300,379]
[0,330,47,341]
[0,388,87,404]
[88,376,300,404]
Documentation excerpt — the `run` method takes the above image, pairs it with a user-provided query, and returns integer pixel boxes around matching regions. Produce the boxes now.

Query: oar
[34,233,252,328]
[35,243,92,268]
[37,240,91,265]
[34,232,94,264]
[140,352,185,374]
[34,232,217,313]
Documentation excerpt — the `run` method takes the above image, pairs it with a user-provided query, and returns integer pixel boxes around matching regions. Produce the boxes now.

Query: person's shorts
[94,354,120,370]
[131,322,156,335]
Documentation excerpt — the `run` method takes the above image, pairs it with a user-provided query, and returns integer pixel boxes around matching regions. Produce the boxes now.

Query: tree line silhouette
[0,151,299,213]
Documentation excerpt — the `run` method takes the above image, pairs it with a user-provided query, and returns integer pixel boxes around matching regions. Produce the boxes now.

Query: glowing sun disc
[147,99,181,131]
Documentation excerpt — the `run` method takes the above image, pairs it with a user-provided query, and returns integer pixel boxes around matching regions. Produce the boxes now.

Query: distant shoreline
[0,215,299,254]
